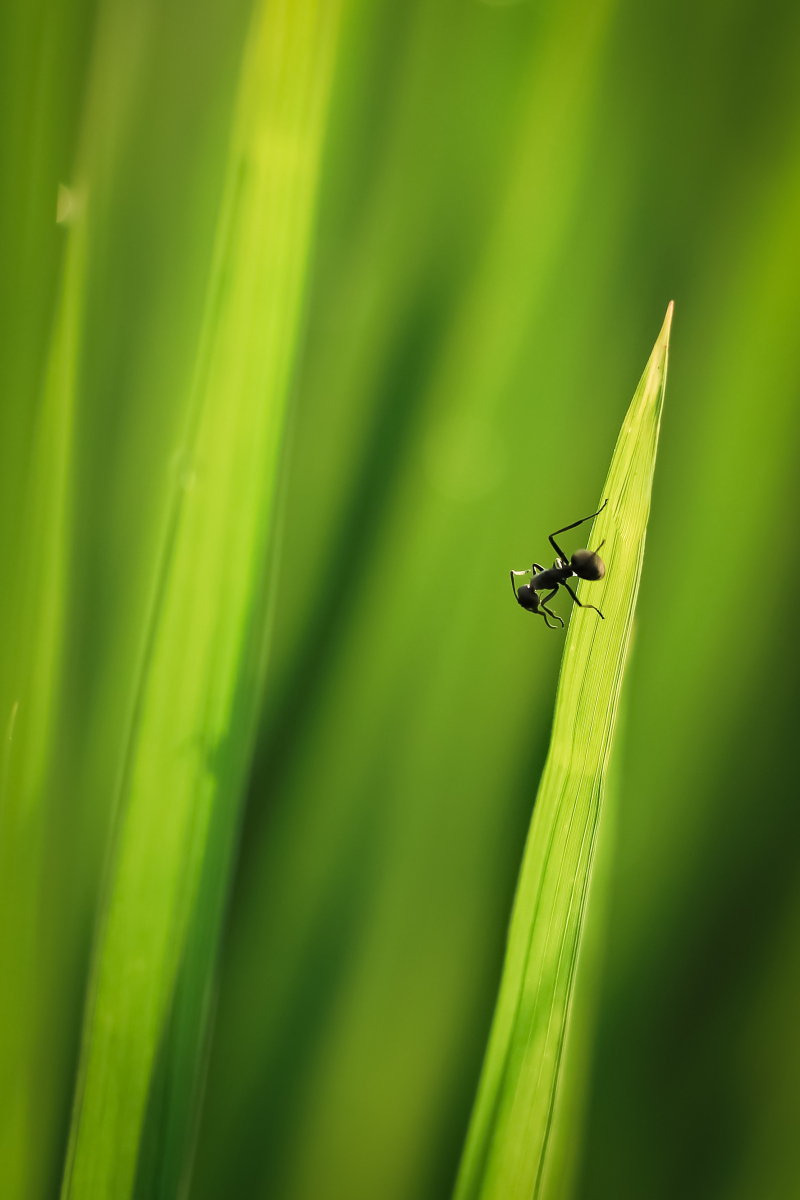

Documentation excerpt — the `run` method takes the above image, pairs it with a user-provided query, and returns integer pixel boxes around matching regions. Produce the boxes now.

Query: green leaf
[58,2,344,1198]
[453,303,673,1200]
[0,184,87,1200]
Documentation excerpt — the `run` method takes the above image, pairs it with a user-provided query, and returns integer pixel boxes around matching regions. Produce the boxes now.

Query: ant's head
[515,583,540,612]
[571,543,606,581]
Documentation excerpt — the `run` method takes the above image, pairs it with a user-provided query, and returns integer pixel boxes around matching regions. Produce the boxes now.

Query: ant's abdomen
[570,549,605,580]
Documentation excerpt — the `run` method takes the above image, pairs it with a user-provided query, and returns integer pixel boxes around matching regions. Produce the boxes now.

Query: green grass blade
[59,2,343,1198]
[0,194,87,1200]
[453,303,673,1200]
[534,639,632,1200]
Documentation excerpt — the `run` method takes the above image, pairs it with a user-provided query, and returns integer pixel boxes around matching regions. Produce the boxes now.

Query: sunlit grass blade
[0,207,87,1200]
[59,2,344,1198]
[534,642,632,1200]
[453,303,673,1200]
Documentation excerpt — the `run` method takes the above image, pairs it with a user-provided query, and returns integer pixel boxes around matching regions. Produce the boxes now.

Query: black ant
[510,500,609,630]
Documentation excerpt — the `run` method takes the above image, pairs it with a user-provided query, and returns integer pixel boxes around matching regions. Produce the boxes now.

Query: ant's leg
[548,499,609,561]
[540,586,564,628]
[563,580,604,619]
[532,562,545,572]
[541,604,564,628]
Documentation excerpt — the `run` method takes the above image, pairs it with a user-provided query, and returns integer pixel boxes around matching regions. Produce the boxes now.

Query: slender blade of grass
[58,2,343,1197]
[453,303,673,1200]
[0,201,87,1200]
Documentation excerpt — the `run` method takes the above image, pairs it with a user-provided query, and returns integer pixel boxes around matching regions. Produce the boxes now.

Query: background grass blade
[58,2,344,1198]
[454,304,672,1200]
[0,5,96,1194]
[0,201,87,1200]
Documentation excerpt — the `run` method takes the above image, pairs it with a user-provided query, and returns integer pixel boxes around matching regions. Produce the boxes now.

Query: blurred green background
[3,0,800,1197]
